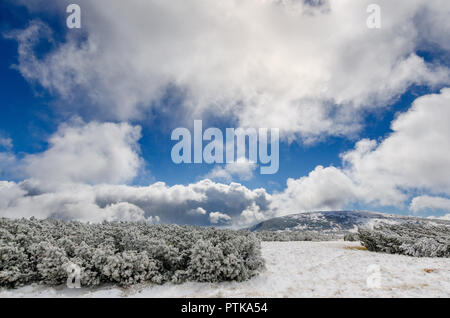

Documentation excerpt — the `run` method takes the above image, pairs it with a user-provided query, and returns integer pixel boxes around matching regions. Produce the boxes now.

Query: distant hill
[249,211,450,233]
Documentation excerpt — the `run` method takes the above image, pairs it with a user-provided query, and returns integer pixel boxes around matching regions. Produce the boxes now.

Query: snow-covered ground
[1,241,449,298]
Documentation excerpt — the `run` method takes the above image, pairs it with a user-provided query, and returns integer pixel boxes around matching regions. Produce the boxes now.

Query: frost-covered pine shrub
[255,230,340,242]
[0,218,264,288]
[358,222,450,258]
[343,233,359,242]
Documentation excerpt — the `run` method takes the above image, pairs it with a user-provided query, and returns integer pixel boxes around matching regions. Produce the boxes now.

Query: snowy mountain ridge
[249,211,450,233]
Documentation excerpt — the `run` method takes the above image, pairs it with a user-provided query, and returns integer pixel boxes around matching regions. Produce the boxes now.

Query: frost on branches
[358,222,450,258]
[0,218,265,288]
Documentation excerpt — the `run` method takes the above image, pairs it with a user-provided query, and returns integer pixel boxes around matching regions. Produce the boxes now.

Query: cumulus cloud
[410,196,450,214]
[235,203,271,228]
[209,212,232,225]
[187,207,207,216]
[271,166,360,214]
[0,181,157,223]
[341,88,450,204]
[0,119,273,227]
[22,121,142,185]
[272,88,450,213]
[93,180,272,225]
[8,0,450,141]
[205,158,257,182]
[0,179,272,226]
[2,89,450,225]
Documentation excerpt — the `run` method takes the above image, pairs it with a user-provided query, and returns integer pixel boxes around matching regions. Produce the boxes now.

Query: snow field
[2,241,449,298]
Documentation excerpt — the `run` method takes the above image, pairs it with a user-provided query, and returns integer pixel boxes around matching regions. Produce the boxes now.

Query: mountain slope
[249,211,450,233]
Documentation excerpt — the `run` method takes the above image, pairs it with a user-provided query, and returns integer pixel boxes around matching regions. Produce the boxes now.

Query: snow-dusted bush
[344,233,359,242]
[0,218,264,288]
[358,222,450,258]
[255,230,339,242]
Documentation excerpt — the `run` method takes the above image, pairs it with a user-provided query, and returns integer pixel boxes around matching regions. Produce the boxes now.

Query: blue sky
[1,0,450,226]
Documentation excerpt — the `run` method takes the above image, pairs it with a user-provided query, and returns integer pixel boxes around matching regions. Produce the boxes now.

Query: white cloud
[205,158,257,182]
[187,207,207,215]
[0,121,272,227]
[0,181,156,222]
[235,202,272,228]
[410,196,450,214]
[0,181,27,211]
[209,212,232,225]
[271,166,360,214]
[22,120,142,185]
[272,88,450,213]
[9,0,450,141]
[3,89,450,225]
[100,179,272,225]
[341,88,450,204]
[0,178,272,226]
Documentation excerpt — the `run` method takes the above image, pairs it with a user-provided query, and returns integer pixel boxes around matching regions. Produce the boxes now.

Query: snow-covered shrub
[344,233,359,242]
[0,218,264,288]
[358,222,450,257]
[186,232,264,282]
